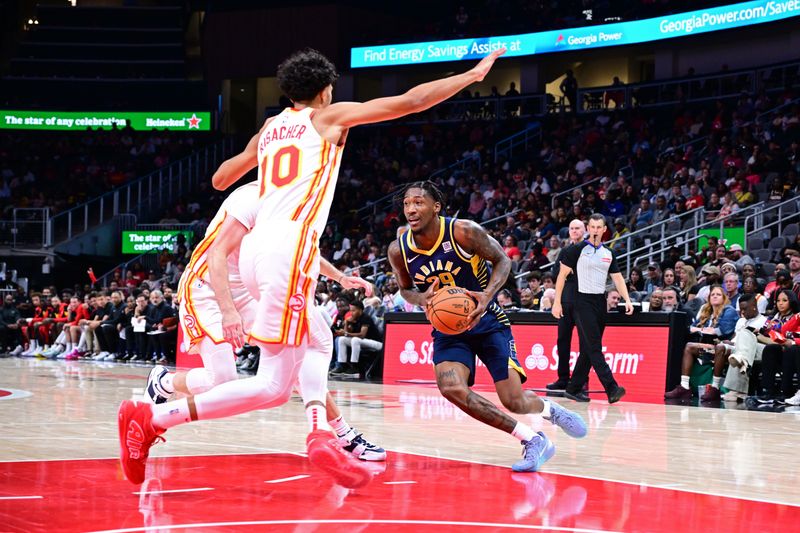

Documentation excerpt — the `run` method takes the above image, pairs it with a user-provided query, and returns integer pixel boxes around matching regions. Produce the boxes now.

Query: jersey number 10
[260,145,302,196]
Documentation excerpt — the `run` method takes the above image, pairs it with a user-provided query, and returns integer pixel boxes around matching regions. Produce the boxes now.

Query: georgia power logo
[399,340,419,364]
[525,343,549,371]
[289,293,306,312]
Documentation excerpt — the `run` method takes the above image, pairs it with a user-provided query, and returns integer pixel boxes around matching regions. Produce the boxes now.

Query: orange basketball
[428,286,476,335]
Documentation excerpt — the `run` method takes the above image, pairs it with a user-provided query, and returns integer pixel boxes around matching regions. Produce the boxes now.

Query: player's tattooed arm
[436,367,515,432]
[454,219,511,301]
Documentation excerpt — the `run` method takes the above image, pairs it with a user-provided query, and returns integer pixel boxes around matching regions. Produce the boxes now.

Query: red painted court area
[0,452,792,532]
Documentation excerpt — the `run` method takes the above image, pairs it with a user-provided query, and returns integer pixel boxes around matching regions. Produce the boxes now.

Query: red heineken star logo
[186,113,202,129]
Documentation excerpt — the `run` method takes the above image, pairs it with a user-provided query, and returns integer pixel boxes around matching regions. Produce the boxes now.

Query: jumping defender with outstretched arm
[118,47,507,486]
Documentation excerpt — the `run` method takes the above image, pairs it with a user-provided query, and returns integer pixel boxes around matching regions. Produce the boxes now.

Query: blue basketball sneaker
[544,401,588,439]
[512,432,555,473]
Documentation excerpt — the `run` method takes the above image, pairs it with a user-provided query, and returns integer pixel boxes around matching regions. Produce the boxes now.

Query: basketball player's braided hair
[397,181,445,206]
[277,48,339,103]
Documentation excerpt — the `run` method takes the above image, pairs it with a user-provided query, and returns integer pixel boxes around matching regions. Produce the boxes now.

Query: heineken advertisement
[0,110,211,131]
[122,231,193,254]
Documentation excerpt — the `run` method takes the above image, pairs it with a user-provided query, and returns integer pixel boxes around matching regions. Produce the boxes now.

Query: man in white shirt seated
[701,294,767,402]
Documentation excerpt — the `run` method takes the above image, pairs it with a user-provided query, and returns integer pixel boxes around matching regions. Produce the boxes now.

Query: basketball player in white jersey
[118,47,505,486]
[141,181,385,460]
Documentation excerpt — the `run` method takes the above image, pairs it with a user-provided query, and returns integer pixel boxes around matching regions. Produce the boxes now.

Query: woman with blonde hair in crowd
[665,285,738,399]
[679,264,697,301]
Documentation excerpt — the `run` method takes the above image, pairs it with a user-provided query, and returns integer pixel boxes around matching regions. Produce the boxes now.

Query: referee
[552,214,633,404]
[547,218,585,391]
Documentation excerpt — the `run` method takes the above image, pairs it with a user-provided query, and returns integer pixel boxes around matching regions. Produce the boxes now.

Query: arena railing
[40,138,232,249]
[514,206,706,284]
[575,58,800,113]
[494,123,541,163]
[613,201,765,275]
[743,196,800,250]
[1,208,50,249]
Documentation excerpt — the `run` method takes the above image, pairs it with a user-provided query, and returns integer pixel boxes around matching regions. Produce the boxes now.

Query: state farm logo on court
[289,293,306,312]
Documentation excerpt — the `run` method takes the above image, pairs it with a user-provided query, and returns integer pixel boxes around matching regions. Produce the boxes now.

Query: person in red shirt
[19,294,50,356]
[684,184,705,210]
[503,235,522,262]
[34,296,68,355]
[63,296,91,360]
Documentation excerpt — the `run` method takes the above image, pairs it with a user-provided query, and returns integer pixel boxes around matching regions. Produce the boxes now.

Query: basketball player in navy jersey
[387,182,587,472]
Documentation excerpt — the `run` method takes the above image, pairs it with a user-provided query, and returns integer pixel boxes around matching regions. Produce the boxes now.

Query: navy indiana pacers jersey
[398,216,509,327]
[396,216,524,385]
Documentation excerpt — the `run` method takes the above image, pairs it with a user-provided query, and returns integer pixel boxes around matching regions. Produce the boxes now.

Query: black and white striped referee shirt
[559,241,620,295]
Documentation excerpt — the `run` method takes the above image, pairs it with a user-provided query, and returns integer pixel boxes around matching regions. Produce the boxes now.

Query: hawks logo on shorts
[289,293,306,312]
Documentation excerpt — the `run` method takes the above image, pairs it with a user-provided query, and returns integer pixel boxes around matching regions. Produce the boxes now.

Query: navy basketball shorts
[432,320,526,387]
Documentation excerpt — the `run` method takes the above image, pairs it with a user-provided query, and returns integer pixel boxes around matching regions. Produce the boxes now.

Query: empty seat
[783,223,800,238]
[768,236,787,250]
[752,249,772,263]
[747,236,764,250]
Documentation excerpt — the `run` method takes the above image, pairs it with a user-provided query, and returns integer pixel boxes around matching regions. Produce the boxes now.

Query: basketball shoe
[118,400,165,484]
[512,432,555,473]
[306,429,371,489]
[544,401,588,439]
[144,365,171,404]
[338,428,387,461]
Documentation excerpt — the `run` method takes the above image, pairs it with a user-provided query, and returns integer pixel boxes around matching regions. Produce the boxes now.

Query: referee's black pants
[567,293,619,394]
[556,300,577,381]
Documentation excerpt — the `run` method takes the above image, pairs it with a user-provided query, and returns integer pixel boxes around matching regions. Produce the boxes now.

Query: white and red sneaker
[306,429,371,489]
[117,400,165,484]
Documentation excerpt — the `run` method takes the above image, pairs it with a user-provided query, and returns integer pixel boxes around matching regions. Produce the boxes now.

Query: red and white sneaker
[117,400,165,485]
[306,429,371,489]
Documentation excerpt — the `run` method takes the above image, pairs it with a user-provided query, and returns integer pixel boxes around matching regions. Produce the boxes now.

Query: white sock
[161,372,175,394]
[712,376,722,389]
[330,415,351,437]
[540,399,552,418]
[151,398,191,430]
[65,342,73,352]
[77,332,87,351]
[511,421,536,443]
[306,404,330,432]
[680,375,690,389]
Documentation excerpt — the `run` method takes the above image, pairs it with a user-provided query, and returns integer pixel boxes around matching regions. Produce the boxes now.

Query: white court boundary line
[0,495,43,500]
[264,475,309,484]
[88,518,620,533]
[0,449,303,464]
[4,445,798,508]
[396,449,800,509]
[133,487,213,495]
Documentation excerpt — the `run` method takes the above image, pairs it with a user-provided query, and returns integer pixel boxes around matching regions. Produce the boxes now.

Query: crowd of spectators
[1,59,799,391]
[0,128,209,220]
